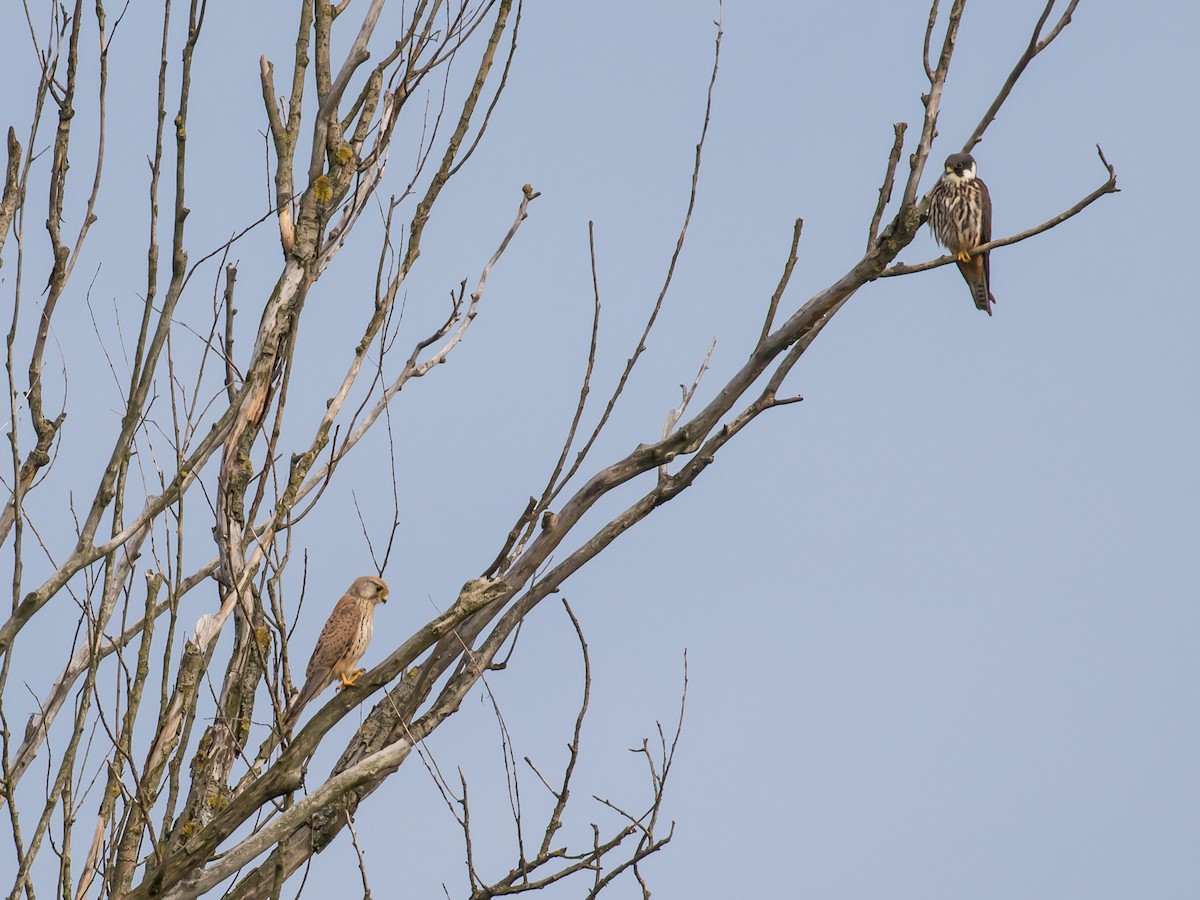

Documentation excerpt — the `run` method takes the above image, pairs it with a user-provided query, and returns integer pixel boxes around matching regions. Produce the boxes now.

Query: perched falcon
[283,575,389,730]
[928,152,996,315]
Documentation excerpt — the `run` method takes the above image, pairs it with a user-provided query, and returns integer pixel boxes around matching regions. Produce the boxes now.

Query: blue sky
[1,1,1196,897]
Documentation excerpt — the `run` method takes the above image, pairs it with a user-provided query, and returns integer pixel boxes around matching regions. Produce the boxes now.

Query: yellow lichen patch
[205,793,230,811]
[313,175,333,205]
[335,144,353,165]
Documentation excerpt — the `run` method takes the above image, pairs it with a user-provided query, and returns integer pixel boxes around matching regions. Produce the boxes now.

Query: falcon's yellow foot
[955,250,972,263]
[336,668,367,691]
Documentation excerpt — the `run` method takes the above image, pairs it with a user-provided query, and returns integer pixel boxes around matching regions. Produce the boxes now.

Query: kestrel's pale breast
[307,596,376,688]
[339,605,373,678]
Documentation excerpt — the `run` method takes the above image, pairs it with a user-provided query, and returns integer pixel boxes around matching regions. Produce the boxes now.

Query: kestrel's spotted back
[283,575,389,730]
[928,152,996,315]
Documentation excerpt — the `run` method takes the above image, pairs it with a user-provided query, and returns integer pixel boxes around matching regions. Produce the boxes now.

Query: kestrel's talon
[338,668,367,689]
[956,250,972,263]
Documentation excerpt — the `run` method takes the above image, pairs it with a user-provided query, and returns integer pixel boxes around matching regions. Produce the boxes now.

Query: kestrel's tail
[956,255,995,316]
[281,672,325,733]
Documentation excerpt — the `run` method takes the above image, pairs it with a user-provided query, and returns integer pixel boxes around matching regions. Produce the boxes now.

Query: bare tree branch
[962,0,1081,154]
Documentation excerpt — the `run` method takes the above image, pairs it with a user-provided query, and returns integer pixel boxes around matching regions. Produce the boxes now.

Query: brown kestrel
[283,575,389,730]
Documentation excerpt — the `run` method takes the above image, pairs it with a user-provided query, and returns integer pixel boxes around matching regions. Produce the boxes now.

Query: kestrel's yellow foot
[955,249,972,263]
[337,668,367,690]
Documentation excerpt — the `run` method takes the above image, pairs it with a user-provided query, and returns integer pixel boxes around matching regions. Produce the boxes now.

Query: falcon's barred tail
[955,254,995,316]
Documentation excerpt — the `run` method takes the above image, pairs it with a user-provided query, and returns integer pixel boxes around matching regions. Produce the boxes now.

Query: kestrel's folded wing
[282,594,360,731]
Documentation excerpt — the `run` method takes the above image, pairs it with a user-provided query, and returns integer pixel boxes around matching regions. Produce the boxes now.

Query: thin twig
[962,0,1081,154]
[757,218,803,349]
[344,811,373,900]
[549,11,723,499]
[867,123,907,249]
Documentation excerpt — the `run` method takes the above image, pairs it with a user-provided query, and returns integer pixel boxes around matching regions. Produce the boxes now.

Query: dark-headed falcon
[928,152,995,315]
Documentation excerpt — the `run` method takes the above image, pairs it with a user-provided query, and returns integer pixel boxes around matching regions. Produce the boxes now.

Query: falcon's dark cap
[943,152,977,173]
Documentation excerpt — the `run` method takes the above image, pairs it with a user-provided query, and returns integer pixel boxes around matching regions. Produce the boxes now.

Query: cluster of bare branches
[0,0,1115,898]
[417,602,683,900]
